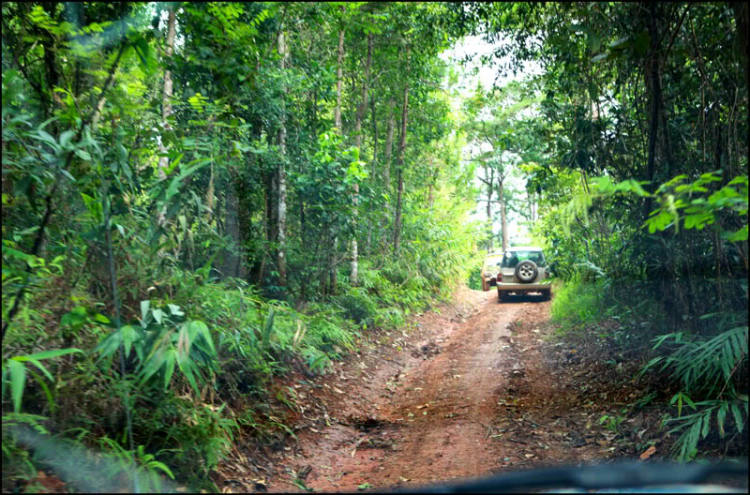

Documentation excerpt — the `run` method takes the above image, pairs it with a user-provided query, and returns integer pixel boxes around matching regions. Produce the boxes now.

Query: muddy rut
[226,288,625,492]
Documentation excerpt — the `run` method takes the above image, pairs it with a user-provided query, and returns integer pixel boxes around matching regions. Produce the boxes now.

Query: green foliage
[661,397,749,462]
[94,302,217,396]
[2,349,83,413]
[644,325,748,397]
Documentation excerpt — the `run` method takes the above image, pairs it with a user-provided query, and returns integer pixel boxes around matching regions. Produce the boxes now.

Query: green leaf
[94,313,111,324]
[59,130,75,149]
[152,309,166,325]
[262,308,276,348]
[75,149,92,161]
[730,404,744,433]
[8,359,27,413]
[701,409,711,439]
[33,130,59,149]
[177,355,200,396]
[20,348,83,361]
[168,304,184,317]
[724,226,748,242]
[22,358,54,383]
[189,320,215,355]
[717,403,727,437]
[121,325,137,358]
[141,300,151,324]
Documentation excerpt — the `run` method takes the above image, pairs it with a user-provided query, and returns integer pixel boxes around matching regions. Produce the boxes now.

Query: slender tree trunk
[499,176,508,252]
[371,93,379,178]
[485,166,494,251]
[158,6,176,179]
[350,33,373,286]
[394,166,404,256]
[330,24,345,294]
[383,96,395,187]
[368,92,378,255]
[393,48,410,256]
[382,96,396,251]
[277,29,288,286]
[643,3,661,220]
[334,28,344,131]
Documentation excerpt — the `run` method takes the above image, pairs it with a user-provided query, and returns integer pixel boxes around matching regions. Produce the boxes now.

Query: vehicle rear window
[483,256,503,267]
[502,250,546,268]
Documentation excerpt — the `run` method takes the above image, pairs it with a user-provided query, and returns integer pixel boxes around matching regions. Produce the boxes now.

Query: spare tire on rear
[515,260,538,283]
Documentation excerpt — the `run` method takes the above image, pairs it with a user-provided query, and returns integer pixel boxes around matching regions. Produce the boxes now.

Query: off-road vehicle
[496,246,551,302]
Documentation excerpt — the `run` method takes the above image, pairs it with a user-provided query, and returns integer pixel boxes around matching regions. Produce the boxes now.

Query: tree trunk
[329,24,345,295]
[643,3,661,221]
[383,96,396,187]
[485,166,494,251]
[158,6,176,179]
[371,93,379,178]
[277,29,288,287]
[499,177,508,252]
[393,167,405,256]
[334,28,344,131]
[350,33,373,286]
[732,2,749,85]
[393,49,410,256]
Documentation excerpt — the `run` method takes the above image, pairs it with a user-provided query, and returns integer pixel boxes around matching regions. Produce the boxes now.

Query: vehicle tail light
[497,274,502,282]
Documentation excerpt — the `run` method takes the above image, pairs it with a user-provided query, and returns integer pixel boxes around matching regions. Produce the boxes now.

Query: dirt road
[224,287,637,492]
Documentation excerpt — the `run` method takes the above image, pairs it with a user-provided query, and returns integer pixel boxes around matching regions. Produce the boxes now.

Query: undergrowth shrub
[466,257,483,291]
[550,275,602,334]
[332,287,379,326]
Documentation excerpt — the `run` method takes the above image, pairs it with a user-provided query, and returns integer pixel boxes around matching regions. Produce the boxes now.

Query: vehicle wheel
[515,260,538,283]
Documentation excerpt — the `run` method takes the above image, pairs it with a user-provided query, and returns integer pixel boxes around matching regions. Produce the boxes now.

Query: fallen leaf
[639,445,657,460]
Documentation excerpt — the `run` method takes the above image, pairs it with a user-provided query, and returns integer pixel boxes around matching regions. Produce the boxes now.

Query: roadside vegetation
[2,1,747,492]
[460,2,748,462]
[2,3,479,491]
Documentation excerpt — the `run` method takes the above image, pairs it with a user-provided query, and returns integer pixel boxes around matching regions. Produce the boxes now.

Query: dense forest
[2,2,747,492]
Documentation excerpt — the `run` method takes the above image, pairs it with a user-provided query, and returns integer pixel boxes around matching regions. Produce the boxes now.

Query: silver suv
[496,246,552,302]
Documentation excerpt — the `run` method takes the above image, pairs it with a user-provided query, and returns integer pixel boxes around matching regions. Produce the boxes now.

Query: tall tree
[158,5,177,179]
[277,27,288,286]
[393,46,410,255]
[350,33,373,285]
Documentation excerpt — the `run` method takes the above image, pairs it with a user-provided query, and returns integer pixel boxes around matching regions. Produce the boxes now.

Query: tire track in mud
[268,289,533,492]
[245,288,618,493]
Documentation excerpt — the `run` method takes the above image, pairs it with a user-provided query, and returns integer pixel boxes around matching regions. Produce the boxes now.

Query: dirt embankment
[217,287,663,492]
